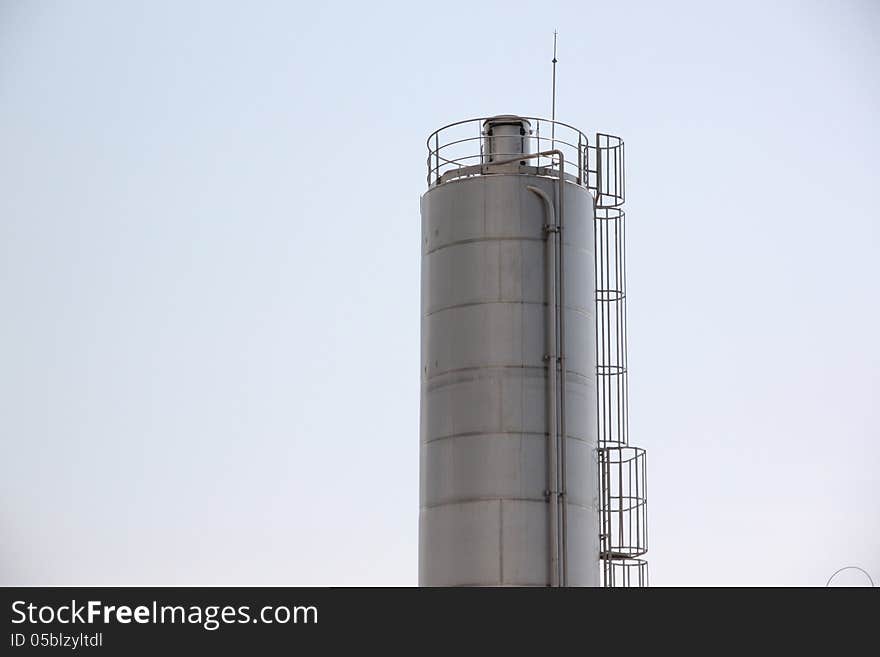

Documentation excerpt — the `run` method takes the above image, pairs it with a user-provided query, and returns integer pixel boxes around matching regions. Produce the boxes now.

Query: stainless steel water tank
[419,117,599,586]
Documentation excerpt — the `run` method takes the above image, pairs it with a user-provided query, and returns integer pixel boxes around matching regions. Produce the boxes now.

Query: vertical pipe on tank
[528,185,559,586]
[555,164,568,587]
[520,150,566,585]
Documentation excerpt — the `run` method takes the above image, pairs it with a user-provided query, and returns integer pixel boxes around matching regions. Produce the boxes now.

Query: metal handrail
[426,116,591,187]
[426,115,591,146]
[425,116,626,210]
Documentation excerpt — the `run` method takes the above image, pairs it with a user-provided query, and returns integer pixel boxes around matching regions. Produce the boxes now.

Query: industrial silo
[419,116,648,587]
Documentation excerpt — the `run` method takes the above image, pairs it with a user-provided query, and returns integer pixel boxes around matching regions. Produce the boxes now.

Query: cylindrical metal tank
[419,117,598,586]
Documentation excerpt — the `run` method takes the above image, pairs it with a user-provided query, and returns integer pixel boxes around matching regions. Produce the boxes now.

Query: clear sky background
[1,0,878,586]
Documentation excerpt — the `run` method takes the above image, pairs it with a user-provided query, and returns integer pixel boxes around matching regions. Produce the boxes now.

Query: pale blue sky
[1,0,878,585]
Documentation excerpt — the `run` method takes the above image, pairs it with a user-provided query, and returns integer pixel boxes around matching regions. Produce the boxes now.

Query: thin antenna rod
[551,30,558,150]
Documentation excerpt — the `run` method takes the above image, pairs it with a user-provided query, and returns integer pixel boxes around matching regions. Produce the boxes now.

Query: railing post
[577,133,583,185]
[434,133,440,186]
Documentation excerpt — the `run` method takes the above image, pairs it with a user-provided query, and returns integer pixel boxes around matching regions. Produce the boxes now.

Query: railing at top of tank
[426,116,586,186]
[426,117,625,207]
[427,116,623,202]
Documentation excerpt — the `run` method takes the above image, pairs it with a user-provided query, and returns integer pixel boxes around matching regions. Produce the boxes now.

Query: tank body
[419,171,599,586]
